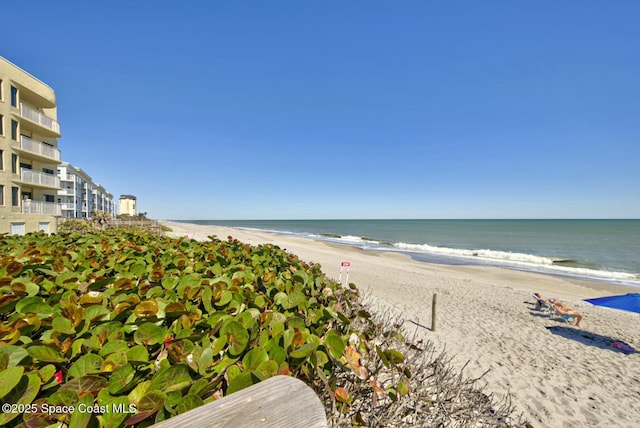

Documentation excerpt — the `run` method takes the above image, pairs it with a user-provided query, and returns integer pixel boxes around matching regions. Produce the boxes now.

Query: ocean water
[182,219,640,287]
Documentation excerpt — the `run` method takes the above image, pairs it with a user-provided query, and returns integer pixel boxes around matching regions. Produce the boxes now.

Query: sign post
[339,262,351,286]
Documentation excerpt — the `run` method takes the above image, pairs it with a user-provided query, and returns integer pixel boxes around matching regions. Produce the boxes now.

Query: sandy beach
[162,221,640,427]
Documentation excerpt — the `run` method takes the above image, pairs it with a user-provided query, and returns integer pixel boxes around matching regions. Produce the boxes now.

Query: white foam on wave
[335,235,380,245]
[394,242,555,265]
[393,242,638,283]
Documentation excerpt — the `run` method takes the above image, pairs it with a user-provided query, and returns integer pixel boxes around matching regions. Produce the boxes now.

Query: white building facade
[57,162,115,218]
[1,57,62,234]
[119,194,137,217]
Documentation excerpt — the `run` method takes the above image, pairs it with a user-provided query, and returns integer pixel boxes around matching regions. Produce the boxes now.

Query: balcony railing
[20,103,61,134]
[21,168,60,188]
[22,200,62,216]
[20,136,61,161]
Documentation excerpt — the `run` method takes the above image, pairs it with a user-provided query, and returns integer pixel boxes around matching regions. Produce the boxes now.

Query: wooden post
[431,293,437,332]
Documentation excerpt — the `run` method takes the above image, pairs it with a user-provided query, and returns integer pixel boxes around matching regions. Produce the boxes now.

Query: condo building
[57,162,116,219]
[0,57,62,235]
[119,194,137,217]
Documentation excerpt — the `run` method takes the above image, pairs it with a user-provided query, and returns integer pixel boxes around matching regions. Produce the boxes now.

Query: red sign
[341,262,351,267]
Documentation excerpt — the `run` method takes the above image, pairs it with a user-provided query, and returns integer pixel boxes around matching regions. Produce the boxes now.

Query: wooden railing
[149,376,327,428]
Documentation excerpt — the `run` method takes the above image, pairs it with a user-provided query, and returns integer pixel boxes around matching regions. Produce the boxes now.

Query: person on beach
[551,300,583,327]
[534,293,583,327]
[533,293,551,310]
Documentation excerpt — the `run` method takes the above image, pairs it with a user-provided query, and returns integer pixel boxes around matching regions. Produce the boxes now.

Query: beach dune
[163,221,640,427]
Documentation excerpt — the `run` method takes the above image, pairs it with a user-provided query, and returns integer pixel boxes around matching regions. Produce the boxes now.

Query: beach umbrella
[584,293,640,314]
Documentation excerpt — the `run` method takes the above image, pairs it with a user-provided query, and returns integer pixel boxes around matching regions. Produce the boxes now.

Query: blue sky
[3,1,639,219]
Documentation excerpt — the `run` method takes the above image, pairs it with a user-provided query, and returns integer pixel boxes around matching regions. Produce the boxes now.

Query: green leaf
[125,390,166,425]
[108,364,136,395]
[0,371,41,425]
[0,345,29,368]
[84,305,110,321]
[100,396,132,427]
[59,375,108,395]
[134,323,165,346]
[202,286,213,313]
[270,320,285,338]
[148,364,192,393]
[48,388,80,406]
[0,366,24,399]
[38,364,56,383]
[161,275,179,290]
[198,347,214,373]
[325,330,346,360]
[69,392,95,428]
[398,378,411,396]
[254,360,278,379]
[221,320,249,356]
[130,262,146,276]
[102,351,128,372]
[226,372,254,395]
[384,349,405,366]
[175,393,204,415]
[242,348,269,371]
[210,336,227,354]
[19,301,53,318]
[27,346,66,363]
[214,290,233,307]
[290,341,317,358]
[268,345,287,366]
[68,354,104,378]
[99,340,129,357]
[15,296,45,313]
[126,345,149,362]
[52,315,76,334]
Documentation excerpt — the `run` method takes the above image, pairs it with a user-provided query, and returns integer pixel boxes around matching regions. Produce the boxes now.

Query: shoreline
[177,220,640,289]
[161,221,640,427]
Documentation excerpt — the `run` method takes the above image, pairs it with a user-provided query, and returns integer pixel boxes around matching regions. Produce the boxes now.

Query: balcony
[20,168,60,189]
[22,200,62,216]
[19,136,61,162]
[20,103,61,135]
[60,202,76,210]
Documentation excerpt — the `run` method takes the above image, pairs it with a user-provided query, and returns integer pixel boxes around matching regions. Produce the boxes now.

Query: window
[0,114,3,135]
[0,79,2,100]
[11,86,18,107]
[0,185,4,205]
[11,120,18,140]
[44,194,54,203]
[0,150,3,170]
[12,154,17,173]
[10,223,25,236]
[43,168,54,175]
[11,186,19,206]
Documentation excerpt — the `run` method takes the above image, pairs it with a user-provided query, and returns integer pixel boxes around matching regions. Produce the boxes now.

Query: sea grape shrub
[0,230,380,427]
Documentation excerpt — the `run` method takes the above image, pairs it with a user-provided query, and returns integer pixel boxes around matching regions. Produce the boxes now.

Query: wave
[392,242,638,283]
[313,233,639,285]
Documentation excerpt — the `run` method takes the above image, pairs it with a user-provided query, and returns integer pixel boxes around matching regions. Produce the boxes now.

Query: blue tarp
[584,293,640,314]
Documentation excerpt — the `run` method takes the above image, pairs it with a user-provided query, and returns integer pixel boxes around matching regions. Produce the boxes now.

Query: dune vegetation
[0,228,525,427]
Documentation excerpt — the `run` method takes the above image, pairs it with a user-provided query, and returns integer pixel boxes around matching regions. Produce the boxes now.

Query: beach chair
[533,293,574,324]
